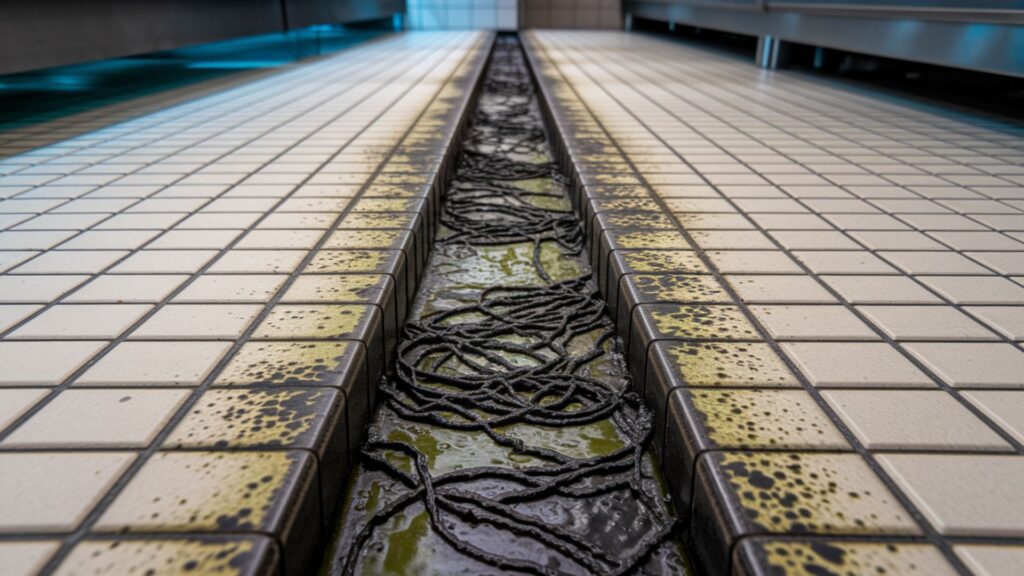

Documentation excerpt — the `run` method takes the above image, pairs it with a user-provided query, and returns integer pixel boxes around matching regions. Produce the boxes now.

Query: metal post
[756,35,790,69]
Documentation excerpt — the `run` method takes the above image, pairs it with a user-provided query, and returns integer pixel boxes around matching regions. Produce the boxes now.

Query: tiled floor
[524,30,1024,576]
[0,31,491,576]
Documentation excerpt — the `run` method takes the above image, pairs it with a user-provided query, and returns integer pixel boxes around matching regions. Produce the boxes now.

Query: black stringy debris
[341,36,678,575]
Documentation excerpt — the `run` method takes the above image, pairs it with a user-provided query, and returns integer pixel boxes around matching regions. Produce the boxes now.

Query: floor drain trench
[323,35,688,576]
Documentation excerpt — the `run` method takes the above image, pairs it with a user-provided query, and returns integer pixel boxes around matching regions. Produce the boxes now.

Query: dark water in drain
[323,35,688,576]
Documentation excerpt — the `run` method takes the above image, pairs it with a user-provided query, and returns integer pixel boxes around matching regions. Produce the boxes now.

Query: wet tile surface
[524,29,1024,575]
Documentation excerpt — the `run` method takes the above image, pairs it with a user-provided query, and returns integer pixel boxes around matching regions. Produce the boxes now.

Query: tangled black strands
[440,34,582,283]
[341,36,679,575]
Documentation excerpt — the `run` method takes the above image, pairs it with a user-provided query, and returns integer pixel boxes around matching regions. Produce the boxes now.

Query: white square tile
[131,304,261,339]
[174,275,287,302]
[8,304,151,339]
[823,390,1009,451]
[903,343,1024,387]
[208,250,305,273]
[0,305,41,332]
[822,275,941,304]
[0,275,90,303]
[75,341,231,386]
[0,341,107,386]
[3,389,189,448]
[879,454,1024,537]
[963,391,1024,445]
[0,389,48,432]
[0,541,60,576]
[857,305,998,341]
[751,305,878,340]
[0,452,134,532]
[110,250,217,273]
[782,342,933,387]
[11,250,128,274]
[65,275,188,303]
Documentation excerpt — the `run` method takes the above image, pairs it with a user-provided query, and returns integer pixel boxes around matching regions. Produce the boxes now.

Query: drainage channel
[322,35,689,576]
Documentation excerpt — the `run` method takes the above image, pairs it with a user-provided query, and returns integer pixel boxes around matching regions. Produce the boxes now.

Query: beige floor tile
[11,250,128,274]
[207,250,305,273]
[823,390,1010,451]
[0,389,48,432]
[3,389,189,448]
[0,541,60,576]
[962,305,1024,340]
[919,276,1024,305]
[782,342,933,387]
[963,391,1024,445]
[65,275,188,303]
[751,305,878,340]
[0,452,134,532]
[879,454,1024,537]
[792,251,898,274]
[903,343,1024,387]
[0,304,40,332]
[954,545,1024,576]
[704,250,803,274]
[0,275,90,303]
[0,341,107,386]
[76,341,231,386]
[174,275,287,303]
[726,275,836,304]
[54,538,275,576]
[857,305,998,341]
[8,304,151,339]
[110,250,217,274]
[822,275,941,304]
[131,304,261,339]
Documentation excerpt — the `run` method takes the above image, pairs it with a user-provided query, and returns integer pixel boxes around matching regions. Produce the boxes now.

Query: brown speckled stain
[753,540,955,576]
[688,390,846,448]
[662,342,797,386]
[56,538,265,576]
[650,305,757,340]
[714,452,919,534]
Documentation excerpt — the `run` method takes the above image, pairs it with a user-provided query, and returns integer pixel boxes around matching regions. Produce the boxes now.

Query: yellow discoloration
[630,274,729,303]
[364,185,423,198]
[662,342,797,386]
[56,539,262,576]
[650,305,757,340]
[167,389,334,448]
[620,250,705,273]
[215,341,353,386]
[306,250,392,273]
[715,452,919,534]
[253,305,369,339]
[97,452,302,532]
[325,229,405,249]
[352,198,418,212]
[340,213,416,229]
[588,174,642,185]
[601,212,675,229]
[688,390,846,448]
[757,540,955,576]
[282,274,385,303]
[376,174,429,185]
[614,231,688,250]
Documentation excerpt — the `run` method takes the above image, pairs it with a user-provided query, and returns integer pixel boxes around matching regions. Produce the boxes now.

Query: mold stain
[716,452,917,534]
[758,540,955,576]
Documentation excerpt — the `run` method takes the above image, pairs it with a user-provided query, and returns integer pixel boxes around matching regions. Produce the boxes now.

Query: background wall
[521,0,622,29]
[0,0,403,76]
[407,0,519,30]
[406,0,622,29]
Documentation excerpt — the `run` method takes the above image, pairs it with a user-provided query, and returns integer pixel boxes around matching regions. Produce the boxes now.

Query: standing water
[323,35,688,575]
